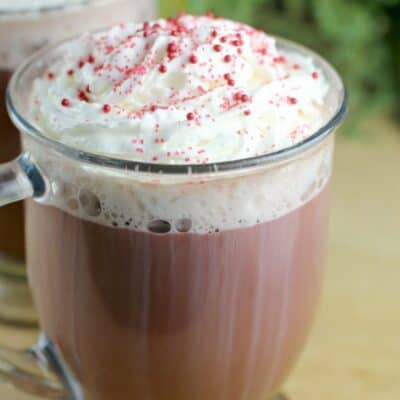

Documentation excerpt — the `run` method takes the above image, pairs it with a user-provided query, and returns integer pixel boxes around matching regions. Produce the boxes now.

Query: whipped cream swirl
[31,14,329,164]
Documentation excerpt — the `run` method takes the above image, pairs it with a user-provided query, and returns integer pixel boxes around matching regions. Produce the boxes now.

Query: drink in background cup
[3,14,346,399]
[0,0,156,324]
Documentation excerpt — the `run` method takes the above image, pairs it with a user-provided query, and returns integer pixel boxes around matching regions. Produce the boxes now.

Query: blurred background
[161,0,400,134]
[0,1,399,399]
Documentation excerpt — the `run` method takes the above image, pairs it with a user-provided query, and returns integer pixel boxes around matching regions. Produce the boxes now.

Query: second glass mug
[0,35,346,400]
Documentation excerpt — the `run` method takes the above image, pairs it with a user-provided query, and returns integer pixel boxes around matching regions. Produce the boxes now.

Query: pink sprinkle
[185,157,191,162]
[244,109,251,116]
[312,71,319,79]
[287,97,297,105]
[136,147,144,153]
[293,64,301,70]
[220,36,227,43]
[273,56,286,64]
[150,105,157,112]
[205,11,215,18]
[61,98,70,107]
[152,156,158,161]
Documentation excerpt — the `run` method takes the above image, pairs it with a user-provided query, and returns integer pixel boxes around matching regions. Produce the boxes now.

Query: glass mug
[0,0,156,325]
[0,35,346,400]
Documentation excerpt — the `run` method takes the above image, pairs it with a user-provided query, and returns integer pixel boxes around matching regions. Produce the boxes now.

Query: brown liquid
[0,68,24,260]
[26,184,330,400]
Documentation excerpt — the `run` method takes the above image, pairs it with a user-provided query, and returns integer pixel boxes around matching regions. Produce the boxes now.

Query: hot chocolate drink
[19,14,341,399]
[27,183,330,400]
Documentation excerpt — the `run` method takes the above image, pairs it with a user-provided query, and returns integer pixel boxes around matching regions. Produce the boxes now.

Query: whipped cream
[0,0,86,13]
[31,15,330,164]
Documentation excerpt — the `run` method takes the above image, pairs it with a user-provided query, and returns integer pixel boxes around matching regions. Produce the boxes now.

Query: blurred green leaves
[160,0,399,133]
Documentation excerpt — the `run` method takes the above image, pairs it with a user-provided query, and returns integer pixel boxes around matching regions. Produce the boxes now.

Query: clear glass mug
[0,0,157,325]
[0,35,346,400]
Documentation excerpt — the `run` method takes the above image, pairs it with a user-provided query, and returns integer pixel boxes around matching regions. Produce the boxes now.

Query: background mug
[0,35,346,400]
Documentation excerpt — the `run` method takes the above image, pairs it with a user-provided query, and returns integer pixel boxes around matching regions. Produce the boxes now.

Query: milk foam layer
[31,15,330,164]
[0,0,86,13]
[26,135,334,233]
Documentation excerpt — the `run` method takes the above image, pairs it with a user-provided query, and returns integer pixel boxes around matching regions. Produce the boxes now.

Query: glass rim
[6,32,347,176]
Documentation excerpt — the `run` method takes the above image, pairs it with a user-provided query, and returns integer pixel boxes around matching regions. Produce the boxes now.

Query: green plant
[160,0,400,133]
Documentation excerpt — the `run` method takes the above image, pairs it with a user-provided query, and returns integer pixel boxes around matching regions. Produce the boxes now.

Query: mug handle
[0,153,45,207]
[0,155,74,399]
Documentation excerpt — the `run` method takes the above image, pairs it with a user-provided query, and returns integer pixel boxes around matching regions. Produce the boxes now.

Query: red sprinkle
[78,60,85,68]
[167,42,178,53]
[103,104,112,113]
[211,30,218,38]
[67,69,74,76]
[189,54,198,64]
[241,94,249,102]
[61,98,70,107]
[234,92,242,101]
[244,109,251,116]
[152,156,158,162]
[150,105,157,112]
[227,79,235,86]
[224,54,232,63]
[223,73,232,81]
[88,55,95,64]
[312,71,319,79]
[220,36,227,43]
[205,11,215,18]
[159,64,167,73]
[186,112,195,121]
[213,44,222,52]
[292,64,301,70]
[287,97,298,105]
[47,72,55,80]
[78,90,89,102]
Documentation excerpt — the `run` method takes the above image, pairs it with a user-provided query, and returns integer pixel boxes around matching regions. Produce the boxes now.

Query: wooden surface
[0,116,399,399]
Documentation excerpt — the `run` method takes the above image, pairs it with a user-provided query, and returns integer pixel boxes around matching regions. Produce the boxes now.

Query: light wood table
[1,117,399,399]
